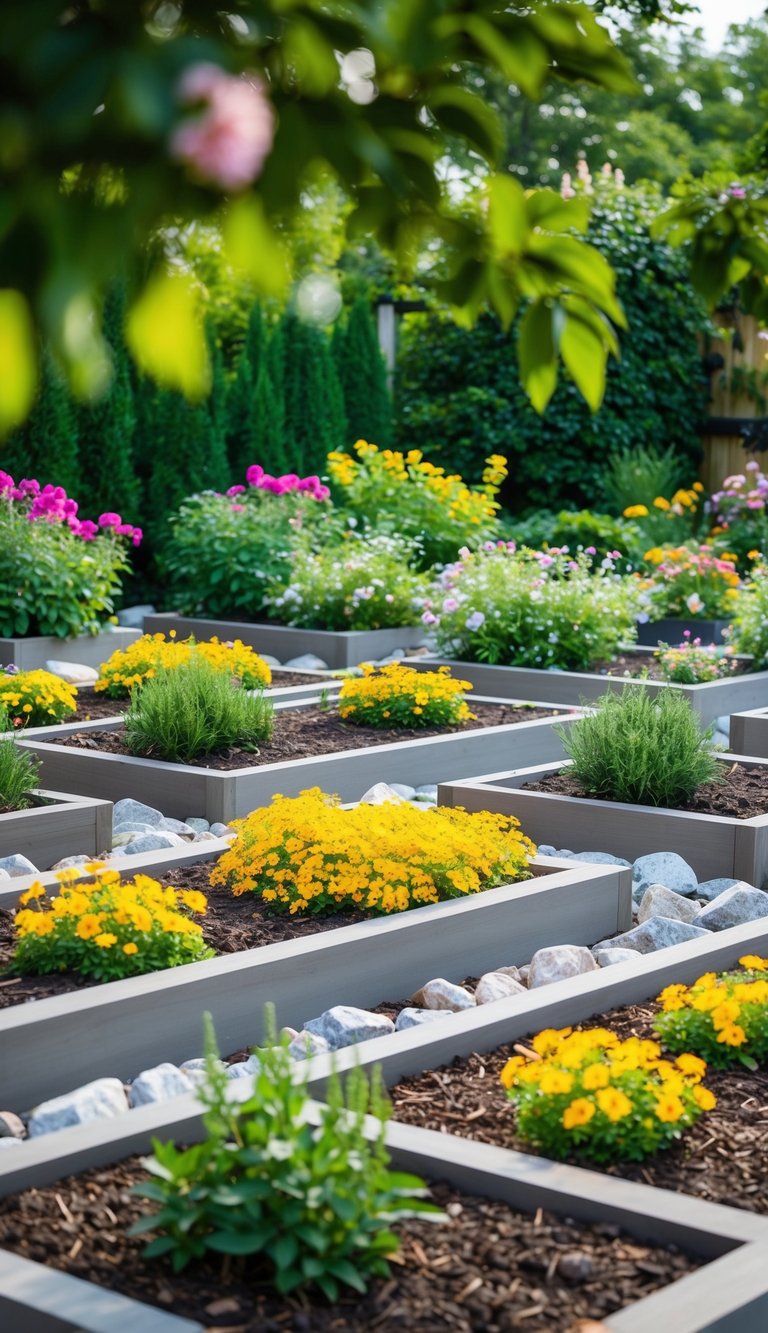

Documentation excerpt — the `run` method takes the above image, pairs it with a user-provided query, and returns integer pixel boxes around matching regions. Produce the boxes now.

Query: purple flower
[465,611,485,631]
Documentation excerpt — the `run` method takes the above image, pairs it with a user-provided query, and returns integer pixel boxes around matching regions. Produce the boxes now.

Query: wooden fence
[700,313,767,492]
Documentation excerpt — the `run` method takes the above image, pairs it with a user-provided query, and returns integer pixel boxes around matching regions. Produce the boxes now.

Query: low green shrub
[124,657,273,764]
[0,708,40,812]
[559,687,720,808]
[267,534,428,631]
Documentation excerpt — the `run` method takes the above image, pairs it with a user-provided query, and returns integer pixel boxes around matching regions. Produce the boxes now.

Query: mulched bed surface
[48,700,559,770]
[391,999,768,1214]
[0,863,367,1012]
[0,1166,700,1332]
[593,650,748,681]
[525,760,768,819]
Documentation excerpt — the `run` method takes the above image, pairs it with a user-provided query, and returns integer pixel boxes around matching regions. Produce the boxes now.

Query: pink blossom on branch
[170,63,275,192]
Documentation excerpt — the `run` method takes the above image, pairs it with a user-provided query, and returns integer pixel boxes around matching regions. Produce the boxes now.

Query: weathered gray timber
[439,755,768,885]
[144,612,427,669]
[0,629,141,671]
[635,616,730,646]
[0,791,112,867]
[730,708,768,758]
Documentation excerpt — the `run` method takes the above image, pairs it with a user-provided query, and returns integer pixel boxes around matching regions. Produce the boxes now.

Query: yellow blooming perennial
[500,1026,715,1162]
[13,865,213,982]
[211,787,536,916]
[95,633,271,697]
[0,669,77,728]
[655,957,768,1069]
[338,662,475,730]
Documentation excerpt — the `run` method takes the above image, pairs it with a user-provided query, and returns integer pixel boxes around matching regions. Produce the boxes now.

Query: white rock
[593,947,642,968]
[119,832,186,855]
[518,965,530,984]
[358,782,407,806]
[528,945,600,989]
[495,965,524,984]
[288,1032,331,1061]
[113,798,165,829]
[715,715,730,738]
[179,1057,226,1085]
[413,784,438,803]
[129,1063,194,1107]
[411,978,476,1011]
[282,654,329,671]
[158,817,198,839]
[0,1138,23,1150]
[632,852,697,898]
[0,1111,25,1138]
[395,1008,450,1031]
[44,660,99,685]
[0,854,38,878]
[475,971,527,1005]
[112,824,159,844]
[260,654,281,668]
[637,883,701,926]
[192,831,218,842]
[695,886,768,931]
[0,868,8,880]
[227,1055,262,1080]
[304,1006,395,1050]
[210,822,232,838]
[185,817,210,833]
[51,855,99,871]
[388,783,416,800]
[599,917,712,955]
[28,1078,129,1137]
[696,877,753,903]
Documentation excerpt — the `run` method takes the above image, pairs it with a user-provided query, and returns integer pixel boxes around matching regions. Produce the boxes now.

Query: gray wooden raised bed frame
[438,755,768,886]
[404,653,768,724]
[144,612,428,670]
[0,790,112,867]
[0,628,141,671]
[730,707,768,758]
[16,695,577,822]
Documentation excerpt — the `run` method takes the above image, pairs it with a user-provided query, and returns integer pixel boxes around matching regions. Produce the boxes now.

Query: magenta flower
[171,63,275,192]
[98,512,122,528]
[226,484,246,496]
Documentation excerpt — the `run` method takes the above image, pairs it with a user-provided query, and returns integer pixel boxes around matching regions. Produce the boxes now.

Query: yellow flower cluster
[623,483,704,521]
[655,957,768,1068]
[327,441,507,530]
[95,633,271,697]
[0,669,77,729]
[14,865,213,982]
[338,662,475,730]
[501,1026,714,1163]
[211,786,536,916]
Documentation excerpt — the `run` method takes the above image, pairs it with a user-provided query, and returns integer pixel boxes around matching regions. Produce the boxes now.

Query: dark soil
[525,760,768,820]
[0,863,368,1012]
[592,650,748,681]
[48,700,560,771]
[391,1000,768,1215]
[0,1166,700,1332]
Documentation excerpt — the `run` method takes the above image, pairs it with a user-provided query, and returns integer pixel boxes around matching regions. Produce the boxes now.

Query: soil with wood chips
[525,760,768,820]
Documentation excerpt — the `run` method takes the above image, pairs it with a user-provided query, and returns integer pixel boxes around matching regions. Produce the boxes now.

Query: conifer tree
[206,325,231,489]
[3,349,81,492]
[334,297,392,446]
[75,288,141,521]
[280,311,346,474]
[252,363,288,474]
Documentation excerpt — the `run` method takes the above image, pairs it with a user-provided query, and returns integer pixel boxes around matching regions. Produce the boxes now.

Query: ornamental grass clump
[12,865,213,982]
[501,1027,715,1164]
[338,662,475,730]
[559,687,721,808]
[96,632,271,697]
[124,657,273,764]
[655,957,768,1070]
[0,708,40,812]
[130,1011,440,1291]
[211,787,536,915]
[423,545,640,671]
[0,667,77,727]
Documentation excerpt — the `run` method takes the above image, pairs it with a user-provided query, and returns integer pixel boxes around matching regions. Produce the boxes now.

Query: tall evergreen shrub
[4,350,81,494]
[333,297,392,446]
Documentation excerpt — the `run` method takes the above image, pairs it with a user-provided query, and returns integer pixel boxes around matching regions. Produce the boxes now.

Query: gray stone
[304,1005,395,1050]
[119,832,186,855]
[695,886,768,932]
[287,1032,331,1061]
[113,798,165,829]
[632,852,697,898]
[358,782,407,806]
[566,851,632,868]
[537,845,557,857]
[599,916,712,955]
[282,653,329,671]
[0,853,38,878]
[210,822,232,838]
[637,883,701,926]
[413,784,438,803]
[185,817,210,834]
[158,817,198,838]
[475,971,528,1005]
[226,1055,262,1080]
[260,654,281,668]
[192,831,219,843]
[495,965,524,984]
[28,1079,128,1137]
[116,604,155,629]
[696,877,752,903]
[0,1111,25,1139]
[112,823,160,842]
[179,1057,226,1085]
[411,978,476,1012]
[50,854,99,871]
[395,1008,451,1031]
[44,659,98,684]
[129,1063,194,1108]
[593,947,642,968]
[388,783,416,800]
[528,945,599,989]
[518,965,530,984]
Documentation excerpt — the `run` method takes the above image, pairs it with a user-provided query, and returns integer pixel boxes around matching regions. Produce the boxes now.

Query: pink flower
[171,63,275,192]
[131,528,143,547]
[98,512,122,528]
[78,520,99,541]
[246,464,265,487]
[729,184,747,199]
[227,484,246,496]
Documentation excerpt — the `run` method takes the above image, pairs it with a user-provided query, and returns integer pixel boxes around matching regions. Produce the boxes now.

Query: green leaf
[518,301,557,412]
[560,308,609,411]
[488,175,528,257]
[207,1228,272,1255]
[269,1234,299,1270]
[427,86,501,161]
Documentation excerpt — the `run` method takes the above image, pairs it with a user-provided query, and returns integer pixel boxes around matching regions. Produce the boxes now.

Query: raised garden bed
[144,612,427,670]
[16,697,576,822]
[404,653,767,724]
[730,708,768,759]
[438,757,768,885]
[635,617,730,647]
[0,629,141,672]
[0,791,112,869]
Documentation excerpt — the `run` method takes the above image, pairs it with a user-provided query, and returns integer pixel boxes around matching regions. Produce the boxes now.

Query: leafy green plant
[559,686,721,807]
[602,443,685,516]
[0,708,40,812]
[507,509,633,562]
[124,657,273,764]
[130,1010,440,1293]
[725,560,768,666]
[656,957,768,1070]
[268,534,427,631]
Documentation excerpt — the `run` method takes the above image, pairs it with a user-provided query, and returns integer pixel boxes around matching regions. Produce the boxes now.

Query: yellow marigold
[581,1063,611,1091]
[653,496,671,510]
[624,504,649,518]
[123,942,139,955]
[562,1098,596,1129]
[94,932,118,948]
[739,955,768,972]
[716,1023,747,1046]
[596,1087,633,1122]
[654,1093,685,1123]
[539,1069,574,1096]
[76,914,104,940]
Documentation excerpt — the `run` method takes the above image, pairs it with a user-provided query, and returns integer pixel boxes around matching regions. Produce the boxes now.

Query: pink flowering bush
[170,63,274,192]
[162,465,332,620]
[710,463,768,568]
[0,472,141,638]
[422,544,640,670]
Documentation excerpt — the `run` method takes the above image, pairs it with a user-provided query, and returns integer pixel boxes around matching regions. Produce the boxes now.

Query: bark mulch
[524,760,768,820]
[0,1167,700,1332]
[391,1000,768,1215]
[48,700,560,771]
[0,863,368,1012]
